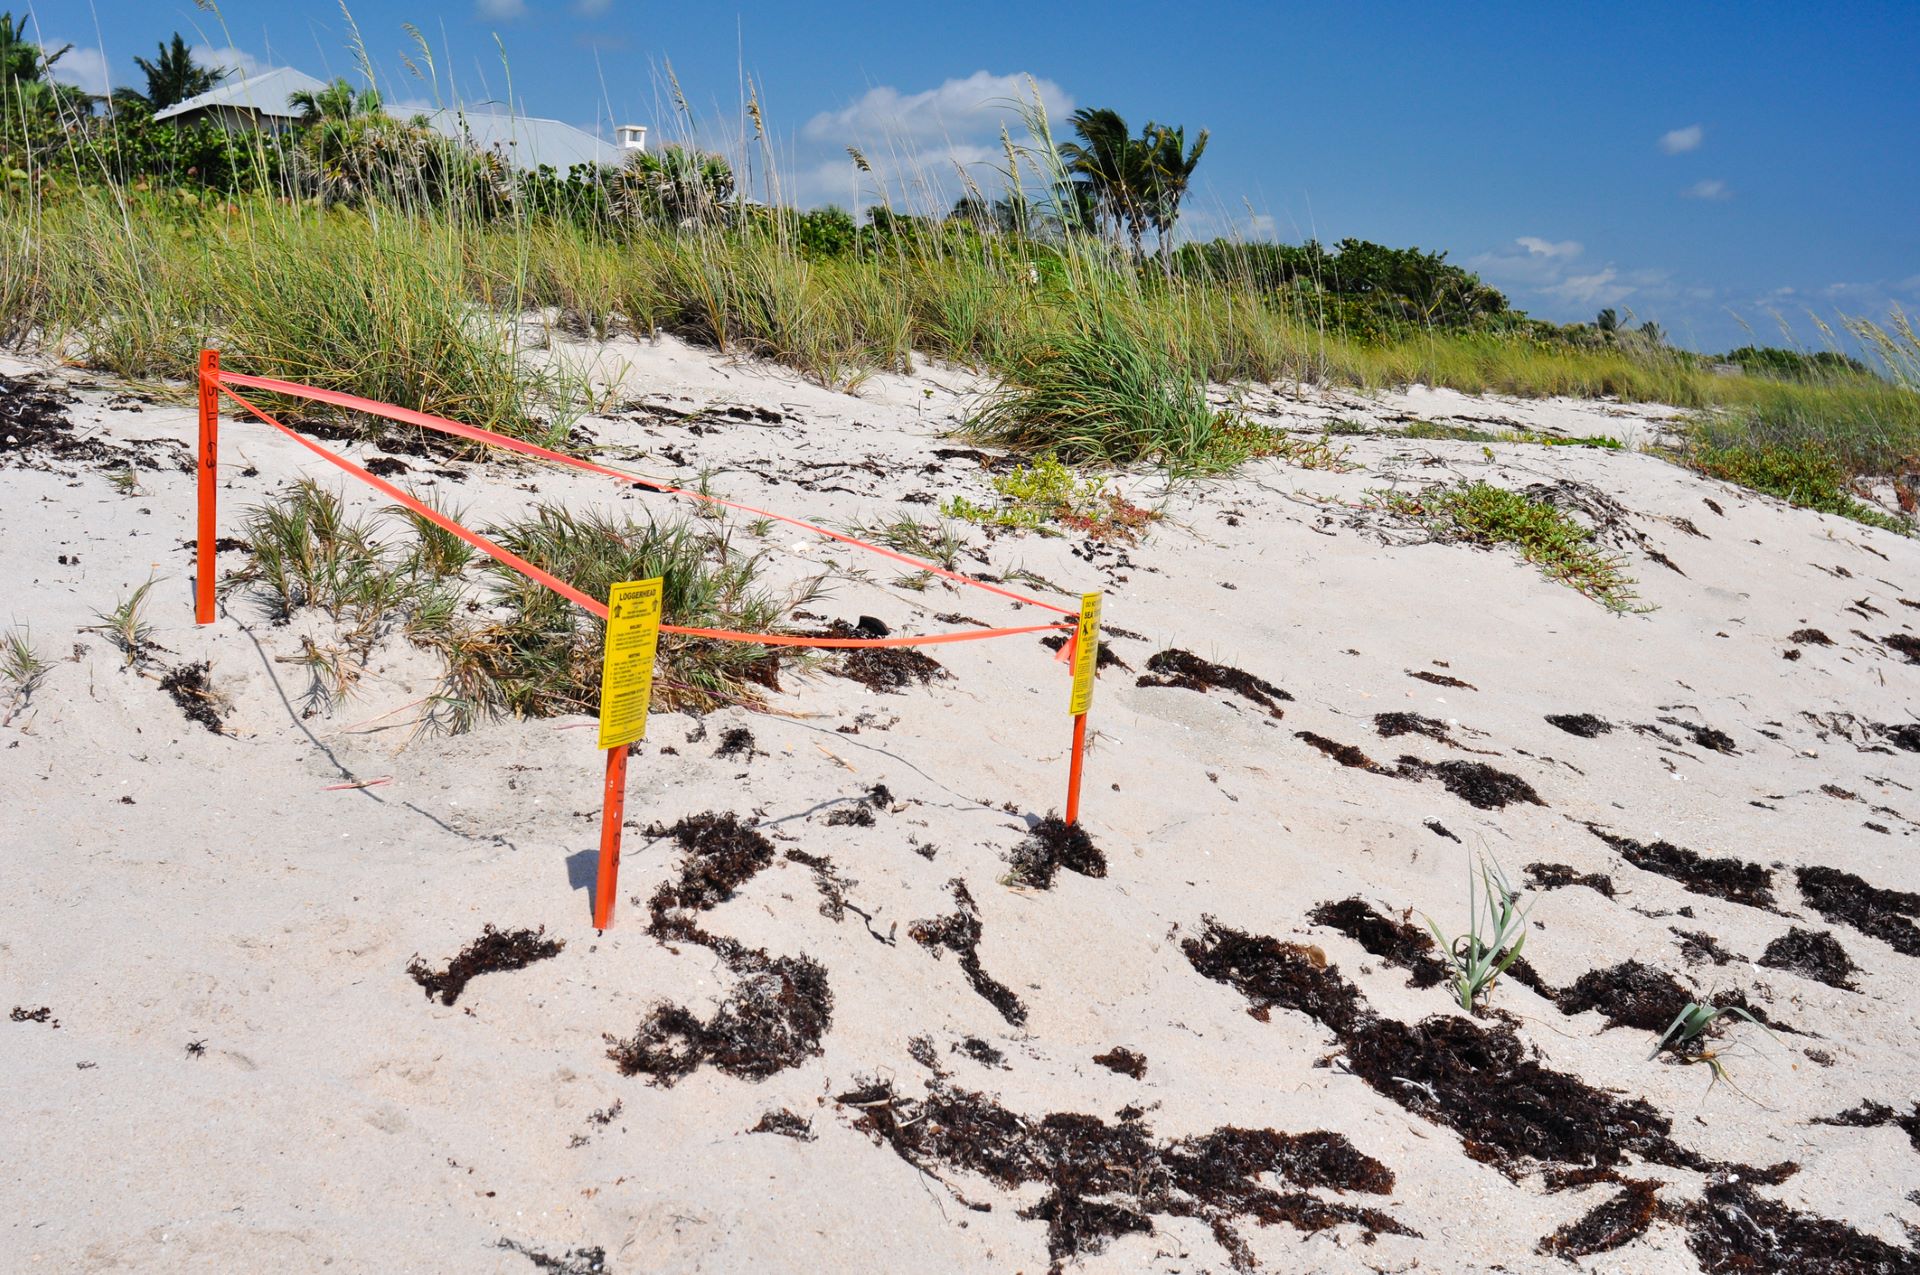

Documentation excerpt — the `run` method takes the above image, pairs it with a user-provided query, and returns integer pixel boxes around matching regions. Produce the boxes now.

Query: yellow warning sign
[597,577,664,750]
[1068,591,1101,716]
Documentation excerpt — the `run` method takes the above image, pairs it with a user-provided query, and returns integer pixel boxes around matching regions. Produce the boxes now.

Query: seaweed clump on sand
[1182,919,1702,1177]
[1092,1047,1147,1079]
[1136,649,1291,718]
[159,662,227,734]
[642,812,776,929]
[1546,713,1614,738]
[1525,862,1617,898]
[838,1078,1411,1272]
[1679,1179,1920,1273]
[1760,927,1860,991]
[609,813,833,1086]
[1794,865,1920,956]
[909,879,1028,1026]
[407,925,565,1007]
[1373,711,1454,744]
[1396,757,1545,809]
[713,725,755,760]
[1588,826,1777,910]
[604,946,832,1086]
[1007,816,1107,889]
[809,619,948,692]
[1551,960,1692,1032]
[1040,632,1131,671]
[1537,1180,1660,1258]
[1308,897,1449,989]
[1790,628,1834,646]
[1295,731,1387,771]
[495,1239,608,1274]
[1813,1100,1920,1152]
[749,1109,817,1141]
[1879,721,1920,752]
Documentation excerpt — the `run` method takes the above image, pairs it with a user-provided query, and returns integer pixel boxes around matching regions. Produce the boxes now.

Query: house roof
[415,107,623,173]
[153,66,331,123]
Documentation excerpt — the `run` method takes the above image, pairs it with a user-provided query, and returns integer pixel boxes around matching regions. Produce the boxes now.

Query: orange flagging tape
[217,371,1075,617]
[216,383,1071,651]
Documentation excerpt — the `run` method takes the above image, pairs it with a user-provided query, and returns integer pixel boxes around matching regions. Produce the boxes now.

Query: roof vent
[616,124,648,151]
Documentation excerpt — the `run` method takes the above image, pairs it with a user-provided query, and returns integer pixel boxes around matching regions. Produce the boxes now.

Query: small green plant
[231,482,404,633]
[1653,1000,1780,1102]
[942,455,1157,541]
[108,466,141,494]
[1380,481,1646,612]
[1425,856,1533,1011]
[2,626,52,706]
[846,514,967,571]
[394,497,477,581]
[89,578,158,666]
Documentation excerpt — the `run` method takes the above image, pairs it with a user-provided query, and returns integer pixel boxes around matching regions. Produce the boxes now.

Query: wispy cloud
[1681,178,1731,201]
[1659,124,1703,154]
[47,44,112,96]
[802,71,1070,144]
[1514,236,1582,260]
[790,71,1073,211]
[476,0,529,20]
[573,0,613,14]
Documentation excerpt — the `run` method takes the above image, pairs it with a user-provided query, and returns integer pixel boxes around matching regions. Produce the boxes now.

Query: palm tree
[620,145,734,226]
[126,34,226,111]
[1143,122,1208,260]
[0,11,87,116]
[288,78,381,126]
[1059,107,1154,256]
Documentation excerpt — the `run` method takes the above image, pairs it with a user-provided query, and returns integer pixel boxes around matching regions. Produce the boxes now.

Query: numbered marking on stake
[1068,591,1101,716]
[597,578,664,750]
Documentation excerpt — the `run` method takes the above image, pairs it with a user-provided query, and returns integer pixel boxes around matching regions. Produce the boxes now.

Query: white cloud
[1681,178,1731,201]
[47,44,111,96]
[1514,236,1582,260]
[477,0,529,19]
[1659,124,1703,154]
[803,71,1071,144]
[192,44,267,81]
[1545,268,1631,307]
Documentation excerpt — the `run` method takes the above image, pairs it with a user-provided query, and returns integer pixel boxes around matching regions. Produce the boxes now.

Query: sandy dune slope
[3,336,1918,1273]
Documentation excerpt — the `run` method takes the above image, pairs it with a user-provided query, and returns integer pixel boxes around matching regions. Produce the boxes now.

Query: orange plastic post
[1064,710,1089,825]
[195,349,219,625]
[593,744,629,929]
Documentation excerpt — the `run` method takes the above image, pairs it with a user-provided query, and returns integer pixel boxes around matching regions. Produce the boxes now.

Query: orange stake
[593,744,629,930]
[1064,710,1089,825]
[195,349,219,625]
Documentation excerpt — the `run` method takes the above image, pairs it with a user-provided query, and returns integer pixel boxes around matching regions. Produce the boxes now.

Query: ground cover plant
[1378,481,1645,610]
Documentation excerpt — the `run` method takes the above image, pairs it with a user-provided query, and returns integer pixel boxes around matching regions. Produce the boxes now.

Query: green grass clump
[1384,480,1644,611]
[2,626,52,710]
[421,506,798,729]
[964,302,1236,474]
[229,481,403,631]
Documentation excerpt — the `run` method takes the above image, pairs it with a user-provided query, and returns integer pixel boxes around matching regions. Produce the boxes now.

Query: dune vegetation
[2,21,1915,530]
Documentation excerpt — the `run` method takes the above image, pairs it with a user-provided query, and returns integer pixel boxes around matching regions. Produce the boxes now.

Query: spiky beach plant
[1425,855,1534,1011]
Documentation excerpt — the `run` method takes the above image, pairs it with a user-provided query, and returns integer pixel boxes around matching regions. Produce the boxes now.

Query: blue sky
[38,0,1920,353]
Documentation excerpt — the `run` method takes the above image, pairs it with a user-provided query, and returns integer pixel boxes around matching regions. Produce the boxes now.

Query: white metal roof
[152,66,331,123]
[415,107,623,173]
